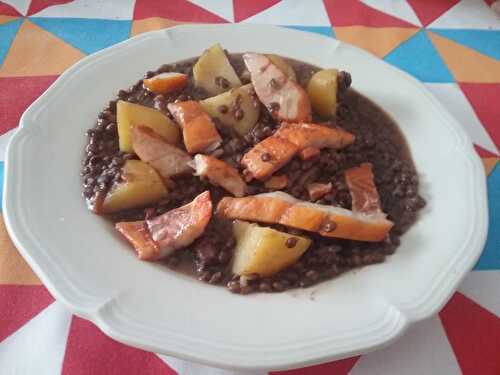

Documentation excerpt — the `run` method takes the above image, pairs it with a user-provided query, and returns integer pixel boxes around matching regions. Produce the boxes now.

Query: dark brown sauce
[81,53,425,294]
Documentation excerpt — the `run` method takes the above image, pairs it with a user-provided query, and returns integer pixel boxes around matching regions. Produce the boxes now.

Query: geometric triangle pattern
[242,0,331,26]
[473,162,500,270]
[0,1,498,374]
[429,29,500,60]
[334,26,419,58]
[384,30,454,82]
[406,0,460,26]
[0,75,58,134]
[427,31,500,83]
[30,17,131,54]
[285,25,335,39]
[0,216,40,284]
[0,19,85,77]
[26,0,72,17]
[233,0,281,22]
[0,301,72,375]
[272,356,360,375]
[0,285,54,342]
[324,0,415,28]
[428,0,500,30]
[0,18,23,65]
[440,292,500,374]
[61,317,176,375]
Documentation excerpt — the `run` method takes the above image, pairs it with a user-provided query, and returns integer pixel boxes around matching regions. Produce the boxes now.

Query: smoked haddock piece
[116,191,212,260]
[168,101,222,154]
[217,191,393,242]
[345,163,382,214]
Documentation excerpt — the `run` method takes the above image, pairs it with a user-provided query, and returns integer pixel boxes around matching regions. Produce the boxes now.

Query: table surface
[0,1,499,374]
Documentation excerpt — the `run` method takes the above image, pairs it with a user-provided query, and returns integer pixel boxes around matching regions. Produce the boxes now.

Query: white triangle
[428,0,500,30]
[158,354,265,375]
[459,271,500,317]
[0,128,16,162]
[242,0,331,26]
[188,0,234,22]
[32,0,135,20]
[0,302,73,375]
[425,83,499,156]
[350,316,461,375]
[361,0,422,26]
[2,0,30,16]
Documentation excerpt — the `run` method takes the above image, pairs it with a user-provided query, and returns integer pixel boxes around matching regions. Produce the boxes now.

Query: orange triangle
[482,157,499,176]
[0,19,85,77]
[427,31,500,83]
[131,17,191,37]
[334,26,419,58]
[0,216,41,285]
[0,15,17,25]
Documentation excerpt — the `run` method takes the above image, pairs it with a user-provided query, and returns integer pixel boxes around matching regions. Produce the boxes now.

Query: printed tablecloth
[0,1,499,374]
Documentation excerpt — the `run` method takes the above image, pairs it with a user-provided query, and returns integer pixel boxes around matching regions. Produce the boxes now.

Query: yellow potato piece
[193,43,242,96]
[102,160,168,213]
[200,84,260,136]
[266,54,297,81]
[232,221,311,277]
[117,100,180,152]
[306,69,339,118]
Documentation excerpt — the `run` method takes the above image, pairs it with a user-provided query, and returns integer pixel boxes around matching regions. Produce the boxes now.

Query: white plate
[4,24,488,371]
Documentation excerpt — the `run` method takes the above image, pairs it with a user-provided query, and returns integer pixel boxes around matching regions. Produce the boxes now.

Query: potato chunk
[117,100,180,152]
[200,84,260,136]
[306,69,339,118]
[193,43,242,95]
[102,160,167,213]
[266,54,297,81]
[232,220,311,277]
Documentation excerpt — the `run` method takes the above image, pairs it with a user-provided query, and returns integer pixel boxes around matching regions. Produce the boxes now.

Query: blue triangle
[384,30,454,83]
[429,29,500,61]
[0,19,23,66]
[29,18,131,55]
[474,163,500,270]
[285,26,335,39]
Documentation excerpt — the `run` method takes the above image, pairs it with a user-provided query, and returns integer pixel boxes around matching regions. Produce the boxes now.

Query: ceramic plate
[3,24,488,371]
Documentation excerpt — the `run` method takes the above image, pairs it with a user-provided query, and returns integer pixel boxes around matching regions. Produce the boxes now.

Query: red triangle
[133,0,227,23]
[460,83,500,154]
[440,292,500,375]
[62,316,176,375]
[0,75,58,135]
[271,356,360,375]
[27,0,73,16]
[0,285,54,342]
[233,0,281,22]
[324,0,414,27]
[475,144,498,158]
[484,0,496,5]
[0,1,21,16]
[407,0,460,26]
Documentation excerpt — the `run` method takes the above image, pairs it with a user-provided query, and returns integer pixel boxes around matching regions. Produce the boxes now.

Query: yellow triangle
[427,31,500,83]
[0,19,85,77]
[0,216,41,285]
[482,157,499,176]
[0,15,17,25]
[131,17,191,37]
[334,26,419,58]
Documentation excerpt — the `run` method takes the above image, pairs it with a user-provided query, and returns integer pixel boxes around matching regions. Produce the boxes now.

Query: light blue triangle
[429,29,500,61]
[474,163,500,270]
[0,19,23,66]
[384,30,454,83]
[284,25,335,38]
[30,18,131,55]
